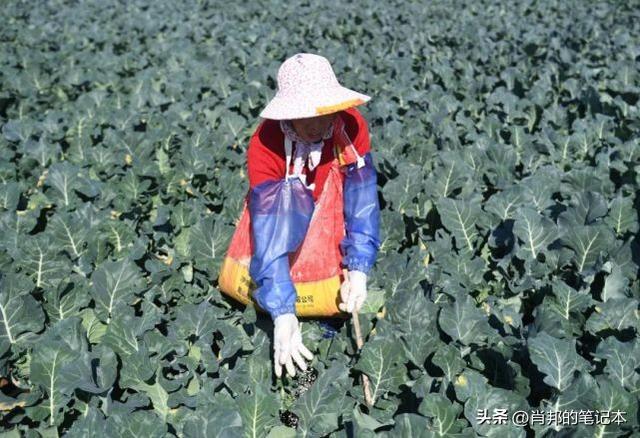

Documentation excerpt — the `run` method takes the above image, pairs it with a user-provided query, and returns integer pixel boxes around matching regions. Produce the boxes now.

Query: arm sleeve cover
[340,152,381,274]
[248,178,314,319]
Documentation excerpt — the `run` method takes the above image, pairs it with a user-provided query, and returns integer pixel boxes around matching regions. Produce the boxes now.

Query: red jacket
[247,107,371,201]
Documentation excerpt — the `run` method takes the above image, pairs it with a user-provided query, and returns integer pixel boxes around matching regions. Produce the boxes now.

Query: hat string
[280,120,334,177]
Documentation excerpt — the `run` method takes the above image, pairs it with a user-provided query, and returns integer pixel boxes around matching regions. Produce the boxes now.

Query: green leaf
[391,414,432,438]
[520,168,559,213]
[0,181,21,211]
[546,281,593,321]
[60,345,117,394]
[221,333,270,394]
[528,332,589,391]
[131,380,170,421]
[105,410,167,437]
[354,337,405,405]
[22,138,59,168]
[429,249,487,291]
[217,322,252,359]
[484,186,525,221]
[102,219,138,256]
[426,153,470,199]
[46,161,80,208]
[43,276,91,323]
[292,364,349,437]
[156,147,171,175]
[174,301,218,340]
[30,318,85,426]
[586,298,639,334]
[418,393,465,436]
[265,426,297,438]
[605,194,638,236]
[91,258,145,323]
[453,369,489,403]
[119,170,151,203]
[602,262,629,301]
[117,345,155,389]
[513,207,557,260]
[182,406,243,437]
[3,119,31,142]
[101,303,157,355]
[387,286,437,335]
[591,376,639,429]
[190,216,232,275]
[360,287,385,314]
[432,344,465,381]
[385,292,441,367]
[464,385,527,437]
[0,211,38,257]
[483,143,517,189]
[237,385,279,438]
[352,405,384,433]
[66,407,107,437]
[79,308,107,344]
[223,111,248,140]
[0,273,45,355]
[536,371,593,422]
[558,191,608,226]
[436,197,482,253]
[561,225,613,274]
[593,337,639,390]
[48,211,90,260]
[175,228,191,259]
[438,295,492,346]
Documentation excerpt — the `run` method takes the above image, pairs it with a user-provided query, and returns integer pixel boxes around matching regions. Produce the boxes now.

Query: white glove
[273,313,314,378]
[339,270,367,313]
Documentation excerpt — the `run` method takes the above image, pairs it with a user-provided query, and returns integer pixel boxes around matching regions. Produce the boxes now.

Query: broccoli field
[1,0,639,436]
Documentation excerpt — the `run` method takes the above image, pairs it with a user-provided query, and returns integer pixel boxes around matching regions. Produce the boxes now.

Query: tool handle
[353,311,374,406]
[343,269,374,407]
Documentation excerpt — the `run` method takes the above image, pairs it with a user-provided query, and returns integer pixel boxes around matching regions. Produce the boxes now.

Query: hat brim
[259,85,371,120]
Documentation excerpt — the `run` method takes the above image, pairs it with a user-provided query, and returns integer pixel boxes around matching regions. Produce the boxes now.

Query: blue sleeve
[340,152,381,274]
[248,178,314,319]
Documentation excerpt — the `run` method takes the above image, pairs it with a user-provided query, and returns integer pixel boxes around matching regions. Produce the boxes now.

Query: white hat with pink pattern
[259,53,371,120]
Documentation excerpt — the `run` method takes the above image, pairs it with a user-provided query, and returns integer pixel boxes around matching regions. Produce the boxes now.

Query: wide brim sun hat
[259,53,371,120]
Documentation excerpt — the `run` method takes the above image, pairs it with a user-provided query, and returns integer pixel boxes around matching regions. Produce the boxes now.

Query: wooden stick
[343,269,374,407]
[352,311,374,407]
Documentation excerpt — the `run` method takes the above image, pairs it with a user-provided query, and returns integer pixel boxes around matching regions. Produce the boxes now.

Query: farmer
[227,53,380,378]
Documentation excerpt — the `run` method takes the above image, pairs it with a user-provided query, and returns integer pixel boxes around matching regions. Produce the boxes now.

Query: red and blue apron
[218,117,380,318]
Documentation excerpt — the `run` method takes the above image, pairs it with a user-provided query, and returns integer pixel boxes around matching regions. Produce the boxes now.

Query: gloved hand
[273,313,314,378]
[339,270,367,313]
